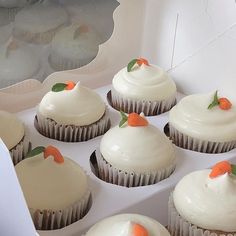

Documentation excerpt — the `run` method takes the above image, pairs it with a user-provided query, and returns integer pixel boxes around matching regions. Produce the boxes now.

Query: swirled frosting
[169,92,236,142]
[85,214,170,236]
[0,43,40,82]
[51,24,101,61]
[0,111,24,150]
[173,169,236,232]
[112,64,176,101]
[100,123,175,172]
[15,0,68,33]
[38,83,106,126]
[15,153,88,211]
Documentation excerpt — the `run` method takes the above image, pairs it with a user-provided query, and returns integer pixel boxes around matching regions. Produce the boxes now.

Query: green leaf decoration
[119,111,128,127]
[52,83,67,92]
[26,146,45,158]
[231,164,236,175]
[127,59,138,72]
[208,90,219,109]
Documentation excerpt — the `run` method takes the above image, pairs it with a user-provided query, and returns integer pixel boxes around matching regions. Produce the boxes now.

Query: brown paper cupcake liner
[107,89,177,116]
[169,124,236,153]
[13,25,64,44]
[10,128,31,165]
[31,189,92,230]
[34,108,111,142]
[94,149,176,187]
[168,194,236,236]
[48,52,96,71]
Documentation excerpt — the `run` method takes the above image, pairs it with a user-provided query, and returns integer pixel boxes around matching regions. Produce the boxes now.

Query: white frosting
[85,214,170,236]
[173,169,236,232]
[100,123,175,172]
[112,64,176,101]
[14,0,68,33]
[169,92,236,142]
[0,111,24,150]
[0,43,40,81]
[51,24,101,61]
[15,153,88,211]
[0,0,28,8]
[38,83,106,126]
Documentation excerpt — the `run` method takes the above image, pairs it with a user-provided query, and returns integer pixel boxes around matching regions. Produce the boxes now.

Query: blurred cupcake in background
[14,0,69,44]
[0,38,43,88]
[0,0,38,22]
[48,23,102,71]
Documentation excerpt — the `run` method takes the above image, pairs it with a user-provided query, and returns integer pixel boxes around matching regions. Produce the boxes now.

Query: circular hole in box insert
[163,122,236,154]
[89,150,176,188]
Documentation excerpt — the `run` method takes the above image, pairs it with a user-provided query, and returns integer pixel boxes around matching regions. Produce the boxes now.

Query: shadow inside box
[117,185,175,228]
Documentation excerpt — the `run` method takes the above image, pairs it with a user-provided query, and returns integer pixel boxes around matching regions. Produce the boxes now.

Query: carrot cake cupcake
[49,23,101,71]
[168,160,236,236]
[169,91,236,153]
[94,112,176,187]
[14,0,69,44]
[108,58,177,116]
[35,81,111,142]
[15,145,91,230]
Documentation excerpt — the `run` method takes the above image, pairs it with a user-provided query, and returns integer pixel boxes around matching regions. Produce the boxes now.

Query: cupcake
[14,0,69,44]
[85,213,171,236]
[0,0,37,22]
[35,81,111,142]
[169,91,236,153]
[49,23,101,71]
[168,160,236,236]
[15,145,92,230]
[0,110,31,165]
[108,58,177,116]
[94,112,176,187]
[0,38,42,88]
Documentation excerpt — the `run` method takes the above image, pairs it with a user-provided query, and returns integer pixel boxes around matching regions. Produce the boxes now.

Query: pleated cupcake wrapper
[10,128,31,165]
[169,124,236,154]
[13,25,64,45]
[48,51,96,71]
[107,90,177,116]
[34,108,111,142]
[31,189,92,230]
[95,149,176,187]
[168,194,236,236]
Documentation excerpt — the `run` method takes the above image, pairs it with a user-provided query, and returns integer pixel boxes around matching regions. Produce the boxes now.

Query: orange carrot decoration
[208,91,232,110]
[119,111,149,127]
[127,58,150,72]
[66,81,76,90]
[132,223,149,236]
[218,98,232,110]
[137,58,149,66]
[209,161,232,178]
[128,113,149,127]
[26,145,64,164]
[52,81,76,92]
[44,145,64,164]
